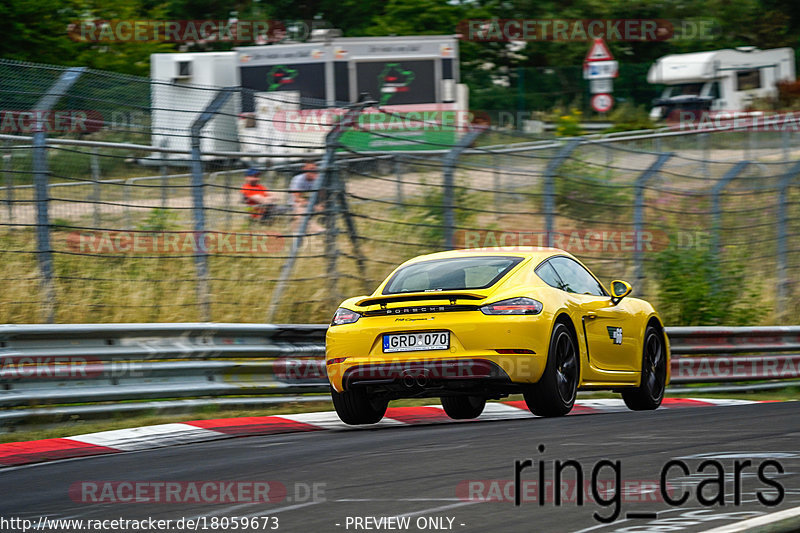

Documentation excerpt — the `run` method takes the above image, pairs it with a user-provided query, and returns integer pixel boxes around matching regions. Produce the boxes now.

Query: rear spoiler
[355,292,486,308]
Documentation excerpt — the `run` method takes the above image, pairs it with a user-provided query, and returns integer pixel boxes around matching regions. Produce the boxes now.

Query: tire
[441,396,486,419]
[524,322,579,417]
[622,325,667,411]
[330,386,388,425]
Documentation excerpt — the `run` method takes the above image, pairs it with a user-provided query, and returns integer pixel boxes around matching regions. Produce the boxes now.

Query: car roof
[404,247,573,264]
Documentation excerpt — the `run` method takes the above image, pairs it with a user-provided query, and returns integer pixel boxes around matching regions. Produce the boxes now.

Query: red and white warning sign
[584,38,613,62]
[591,93,614,113]
[583,38,617,79]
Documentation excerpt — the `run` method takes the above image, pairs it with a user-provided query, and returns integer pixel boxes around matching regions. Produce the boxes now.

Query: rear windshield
[382,256,524,294]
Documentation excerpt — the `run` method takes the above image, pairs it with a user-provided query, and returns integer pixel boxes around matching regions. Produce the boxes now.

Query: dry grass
[1,150,798,324]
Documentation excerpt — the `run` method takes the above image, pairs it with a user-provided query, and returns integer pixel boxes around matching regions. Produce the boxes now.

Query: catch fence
[1,59,800,325]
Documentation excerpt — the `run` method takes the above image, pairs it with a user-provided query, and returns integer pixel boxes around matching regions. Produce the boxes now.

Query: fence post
[711,161,749,264]
[776,160,800,320]
[782,129,790,162]
[3,143,12,228]
[123,179,132,230]
[493,151,502,211]
[543,139,580,247]
[190,88,234,322]
[324,161,342,307]
[32,67,85,323]
[160,139,169,210]
[442,128,486,250]
[267,100,373,322]
[394,155,404,206]
[90,150,101,228]
[223,171,233,230]
[700,133,709,179]
[633,153,672,288]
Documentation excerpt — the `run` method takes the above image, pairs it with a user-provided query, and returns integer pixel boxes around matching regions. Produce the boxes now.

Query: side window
[708,81,720,99]
[535,260,564,290]
[736,70,761,91]
[549,257,606,296]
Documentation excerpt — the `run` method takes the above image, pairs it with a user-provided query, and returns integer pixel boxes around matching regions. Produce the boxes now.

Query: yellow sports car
[326,247,669,424]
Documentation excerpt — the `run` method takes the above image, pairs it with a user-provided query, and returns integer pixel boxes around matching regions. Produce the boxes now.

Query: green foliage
[137,208,179,232]
[605,102,655,133]
[555,160,631,222]
[407,182,477,248]
[777,80,800,109]
[554,108,584,137]
[4,0,800,112]
[652,245,764,326]
[51,218,73,231]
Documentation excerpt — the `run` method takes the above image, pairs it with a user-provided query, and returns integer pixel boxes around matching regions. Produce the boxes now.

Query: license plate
[383,332,450,353]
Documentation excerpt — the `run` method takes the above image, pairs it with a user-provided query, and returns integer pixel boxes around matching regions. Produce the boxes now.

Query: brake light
[327,357,348,365]
[331,308,361,326]
[480,297,543,315]
[495,349,536,354]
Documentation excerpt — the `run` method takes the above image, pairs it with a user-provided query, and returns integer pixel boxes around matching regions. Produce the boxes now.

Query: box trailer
[647,47,796,120]
[150,52,240,161]
[149,34,466,163]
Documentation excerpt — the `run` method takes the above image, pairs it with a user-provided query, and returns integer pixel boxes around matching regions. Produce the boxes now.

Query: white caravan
[647,47,796,120]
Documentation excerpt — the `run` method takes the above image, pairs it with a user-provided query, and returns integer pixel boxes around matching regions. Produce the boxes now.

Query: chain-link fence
[2,58,800,325]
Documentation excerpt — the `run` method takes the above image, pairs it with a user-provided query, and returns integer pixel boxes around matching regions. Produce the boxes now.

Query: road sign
[591,93,614,113]
[583,60,618,79]
[590,78,613,94]
[584,38,613,62]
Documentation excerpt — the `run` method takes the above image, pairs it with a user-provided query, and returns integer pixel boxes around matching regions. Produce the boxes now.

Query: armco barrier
[0,324,798,426]
[667,326,800,386]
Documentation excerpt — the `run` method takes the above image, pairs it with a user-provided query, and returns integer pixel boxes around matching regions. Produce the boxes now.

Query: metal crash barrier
[0,324,798,426]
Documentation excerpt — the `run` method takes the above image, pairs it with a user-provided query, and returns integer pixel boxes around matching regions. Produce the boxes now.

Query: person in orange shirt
[241,168,275,222]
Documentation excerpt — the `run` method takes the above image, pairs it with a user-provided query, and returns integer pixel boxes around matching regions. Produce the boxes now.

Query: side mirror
[610,280,632,305]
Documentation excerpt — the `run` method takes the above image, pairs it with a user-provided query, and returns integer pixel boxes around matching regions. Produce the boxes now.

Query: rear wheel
[622,325,666,411]
[441,396,486,419]
[524,322,578,417]
[330,386,388,425]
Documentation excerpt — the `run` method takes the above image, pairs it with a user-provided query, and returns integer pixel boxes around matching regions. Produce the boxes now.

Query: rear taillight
[480,297,543,315]
[331,307,361,326]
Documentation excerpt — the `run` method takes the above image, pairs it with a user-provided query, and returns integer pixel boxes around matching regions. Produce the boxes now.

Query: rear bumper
[337,358,515,398]
[326,313,553,392]
[344,358,507,387]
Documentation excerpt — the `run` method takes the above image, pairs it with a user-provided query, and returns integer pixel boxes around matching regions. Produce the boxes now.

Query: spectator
[241,168,275,222]
[288,162,324,233]
[289,162,320,210]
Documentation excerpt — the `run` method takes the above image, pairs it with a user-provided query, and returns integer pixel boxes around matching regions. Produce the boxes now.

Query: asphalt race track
[1,402,798,533]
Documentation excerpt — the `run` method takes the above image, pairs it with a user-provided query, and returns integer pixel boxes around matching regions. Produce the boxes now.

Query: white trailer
[148,34,465,163]
[150,52,240,160]
[647,47,796,120]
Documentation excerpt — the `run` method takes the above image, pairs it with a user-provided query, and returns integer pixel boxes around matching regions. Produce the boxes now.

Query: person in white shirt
[288,162,323,233]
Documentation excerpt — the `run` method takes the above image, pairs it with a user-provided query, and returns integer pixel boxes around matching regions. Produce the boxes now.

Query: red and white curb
[0,398,766,467]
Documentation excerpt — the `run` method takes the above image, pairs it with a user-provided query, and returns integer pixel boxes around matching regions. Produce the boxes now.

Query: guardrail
[0,324,797,428]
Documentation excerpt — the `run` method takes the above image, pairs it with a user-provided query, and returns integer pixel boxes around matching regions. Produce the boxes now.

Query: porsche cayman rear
[326,248,562,423]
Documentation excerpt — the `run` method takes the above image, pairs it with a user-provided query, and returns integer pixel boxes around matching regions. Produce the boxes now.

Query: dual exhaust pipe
[401,371,430,388]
